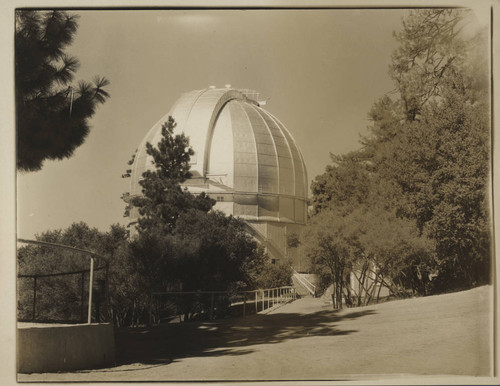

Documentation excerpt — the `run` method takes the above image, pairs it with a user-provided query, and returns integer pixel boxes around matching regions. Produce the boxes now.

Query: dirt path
[18,285,493,382]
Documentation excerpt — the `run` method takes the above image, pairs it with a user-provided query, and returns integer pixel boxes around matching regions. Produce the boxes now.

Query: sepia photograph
[4,0,499,384]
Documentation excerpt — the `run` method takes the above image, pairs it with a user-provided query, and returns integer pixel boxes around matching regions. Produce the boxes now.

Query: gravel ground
[18,285,493,382]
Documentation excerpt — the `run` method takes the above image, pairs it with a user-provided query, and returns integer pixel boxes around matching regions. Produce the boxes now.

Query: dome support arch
[129,87,308,266]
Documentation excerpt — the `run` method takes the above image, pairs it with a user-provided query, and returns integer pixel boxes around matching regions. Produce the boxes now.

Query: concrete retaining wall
[17,323,115,373]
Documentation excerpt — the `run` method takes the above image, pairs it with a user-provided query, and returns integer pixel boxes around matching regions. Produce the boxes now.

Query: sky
[15,7,488,239]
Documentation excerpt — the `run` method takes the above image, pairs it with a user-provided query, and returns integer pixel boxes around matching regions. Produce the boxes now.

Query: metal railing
[150,286,296,324]
[17,238,106,324]
[292,270,316,297]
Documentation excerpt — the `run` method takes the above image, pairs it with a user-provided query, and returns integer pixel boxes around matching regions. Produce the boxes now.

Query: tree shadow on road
[114,303,376,367]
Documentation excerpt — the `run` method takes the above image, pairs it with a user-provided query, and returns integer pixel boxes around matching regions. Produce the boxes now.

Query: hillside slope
[19,285,494,381]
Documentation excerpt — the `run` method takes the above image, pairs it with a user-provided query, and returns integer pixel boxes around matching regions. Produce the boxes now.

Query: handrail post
[32,276,37,322]
[255,291,258,314]
[149,293,153,325]
[210,292,214,319]
[80,272,85,322]
[104,262,110,322]
[87,257,94,324]
[243,293,246,317]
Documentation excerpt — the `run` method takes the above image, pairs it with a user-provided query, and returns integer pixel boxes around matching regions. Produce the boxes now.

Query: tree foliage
[311,152,371,216]
[16,10,110,172]
[389,9,468,122]
[124,117,279,319]
[304,210,358,309]
[309,9,490,305]
[127,117,214,234]
[17,222,135,324]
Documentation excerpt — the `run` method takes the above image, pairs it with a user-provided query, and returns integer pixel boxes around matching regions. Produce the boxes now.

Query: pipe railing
[292,270,316,296]
[17,238,105,324]
[150,286,297,323]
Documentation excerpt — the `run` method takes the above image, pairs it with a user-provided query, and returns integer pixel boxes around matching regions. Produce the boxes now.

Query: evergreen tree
[368,9,491,290]
[125,117,275,310]
[311,152,371,216]
[16,10,110,172]
[127,116,215,235]
[309,9,490,296]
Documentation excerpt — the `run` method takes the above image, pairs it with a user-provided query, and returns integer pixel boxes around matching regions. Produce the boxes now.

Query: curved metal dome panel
[130,87,308,248]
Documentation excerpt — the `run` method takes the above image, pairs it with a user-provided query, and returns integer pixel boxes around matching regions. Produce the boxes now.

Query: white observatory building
[129,87,308,265]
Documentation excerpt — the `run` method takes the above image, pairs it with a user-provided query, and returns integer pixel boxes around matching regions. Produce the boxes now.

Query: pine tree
[309,9,491,295]
[16,10,110,172]
[375,9,491,290]
[128,116,215,235]
[124,117,277,304]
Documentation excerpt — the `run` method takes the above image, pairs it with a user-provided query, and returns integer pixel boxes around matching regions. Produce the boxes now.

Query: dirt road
[18,285,493,382]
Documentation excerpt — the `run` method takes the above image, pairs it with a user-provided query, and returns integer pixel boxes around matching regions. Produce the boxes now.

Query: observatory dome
[129,87,308,264]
